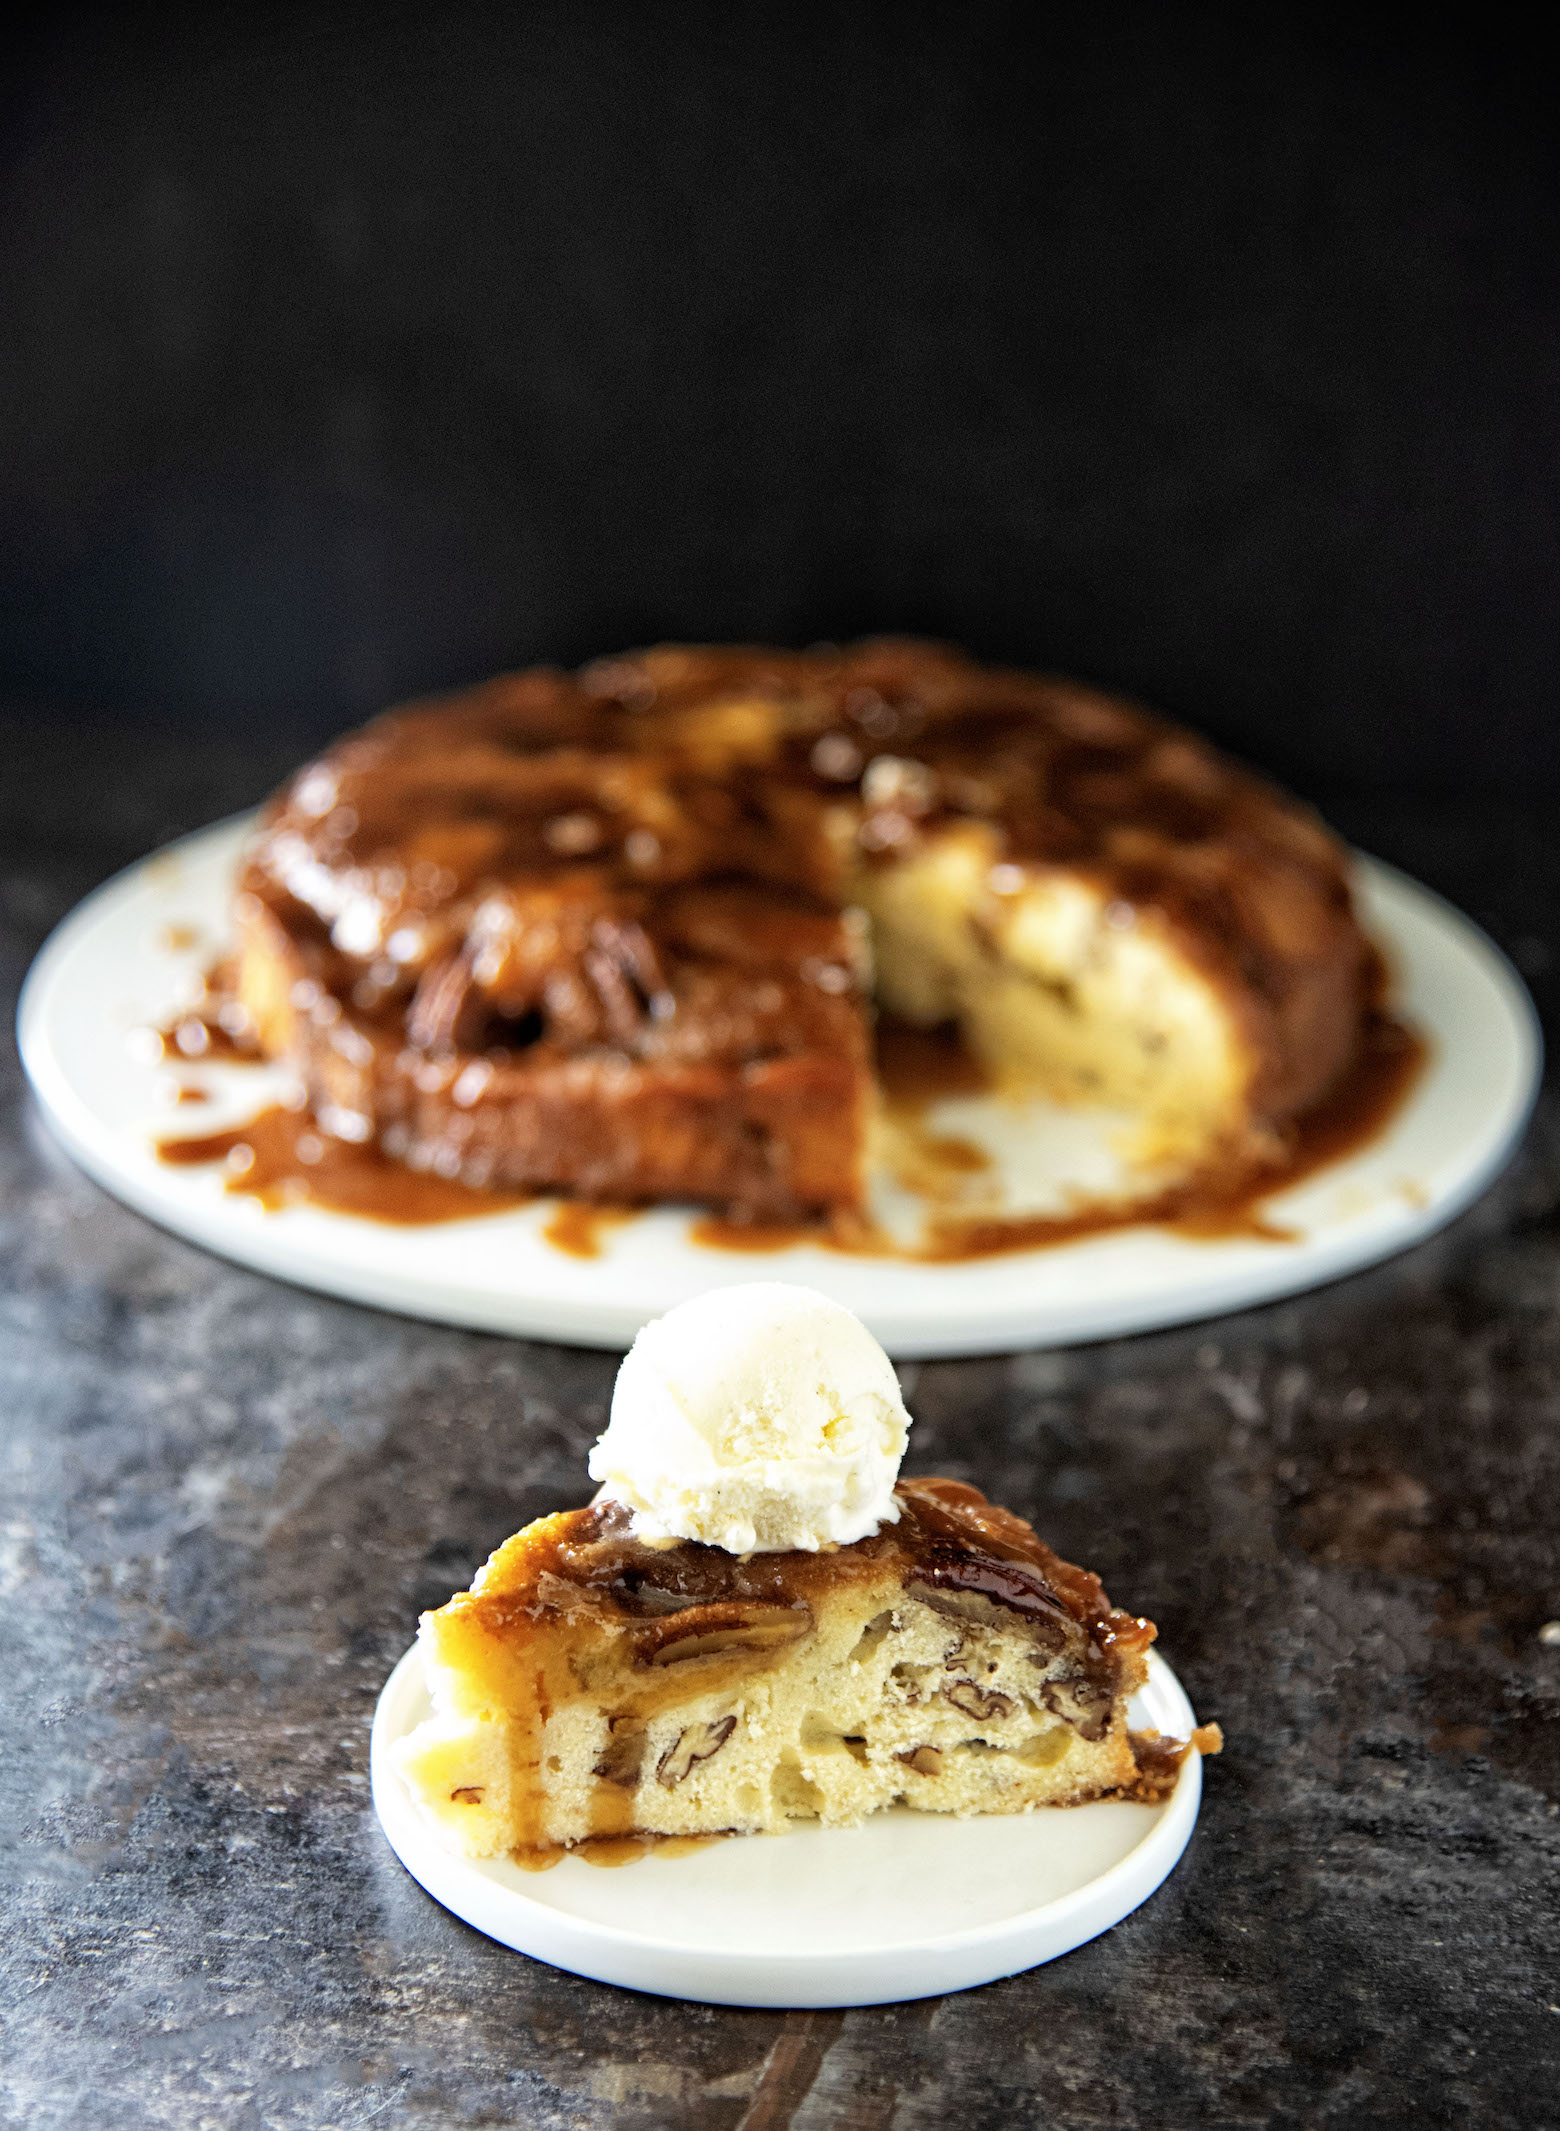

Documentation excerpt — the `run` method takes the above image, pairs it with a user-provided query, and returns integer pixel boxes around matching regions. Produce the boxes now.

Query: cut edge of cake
[854,820,1266,1170]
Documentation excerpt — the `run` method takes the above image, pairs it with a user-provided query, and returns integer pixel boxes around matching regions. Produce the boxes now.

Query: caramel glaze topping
[242,639,1372,1153]
[431,1476,1166,1856]
[468,1476,1147,1652]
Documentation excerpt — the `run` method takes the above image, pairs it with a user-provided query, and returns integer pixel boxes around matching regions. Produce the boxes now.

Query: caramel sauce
[156,1106,531,1223]
[684,1216,815,1254]
[540,1201,636,1259]
[654,1832,729,1858]
[913,1009,1427,1257]
[513,1843,566,1872]
[555,1834,645,1868]
[1125,1722,1223,1800]
[512,1830,729,1870]
[170,1083,211,1105]
[697,1010,1426,1262]
[154,1010,1424,1254]
[878,1123,993,1207]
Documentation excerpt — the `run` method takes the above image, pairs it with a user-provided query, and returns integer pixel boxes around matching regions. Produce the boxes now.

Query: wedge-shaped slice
[392,1477,1215,1858]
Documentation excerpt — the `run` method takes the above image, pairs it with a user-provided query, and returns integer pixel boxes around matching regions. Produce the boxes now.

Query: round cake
[232,640,1374,1222]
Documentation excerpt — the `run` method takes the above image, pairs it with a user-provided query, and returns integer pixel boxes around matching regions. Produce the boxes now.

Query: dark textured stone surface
[2,718,1558,2129]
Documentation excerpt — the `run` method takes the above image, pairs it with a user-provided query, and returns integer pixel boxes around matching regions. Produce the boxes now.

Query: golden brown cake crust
[237,640,1373,1217]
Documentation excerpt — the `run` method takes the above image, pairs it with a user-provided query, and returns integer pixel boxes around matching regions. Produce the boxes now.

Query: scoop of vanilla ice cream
[587,1283,911,1554]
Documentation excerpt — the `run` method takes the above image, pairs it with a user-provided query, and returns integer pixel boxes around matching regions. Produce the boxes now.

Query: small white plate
[17,816,1540,1356]
[370,1641,1206,2007]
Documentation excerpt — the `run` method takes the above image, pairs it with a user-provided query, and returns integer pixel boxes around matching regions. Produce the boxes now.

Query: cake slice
[391,1476,1211,1858]
[392,1282,1218,1859]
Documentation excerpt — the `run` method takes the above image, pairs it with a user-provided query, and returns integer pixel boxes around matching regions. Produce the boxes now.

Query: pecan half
[655,1714,737,1788]
[912,1579,1071,1656]
[583,917,668,1042]
[896,1745,942,1777]
[592,1717,646,1788]
[634,1602,811,1667]
[944,1681,1015,1722]
[907,1560,1076,1642]
[407,948,483,1053]
[1043,1674,1112,1741]
[618,1581,704,1618]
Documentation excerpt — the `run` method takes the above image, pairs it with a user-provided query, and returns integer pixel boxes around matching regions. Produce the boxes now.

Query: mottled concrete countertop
[3,716,1557,2129]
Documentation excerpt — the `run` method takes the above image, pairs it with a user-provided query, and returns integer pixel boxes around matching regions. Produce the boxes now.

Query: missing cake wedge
[391,1474,1217,1860]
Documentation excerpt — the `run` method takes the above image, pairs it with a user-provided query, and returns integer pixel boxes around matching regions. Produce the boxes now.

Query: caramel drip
[682,1217,816,1255]
[156,1107,531,1224]
[693,1007,1425,1261]
[513,1831,726,1870]
[473,1630,586,1863]
[910,1133,990,1177]
[539,1201,636,1259]
[1125,1722,1224,1801]
[157,1001,1421,1254]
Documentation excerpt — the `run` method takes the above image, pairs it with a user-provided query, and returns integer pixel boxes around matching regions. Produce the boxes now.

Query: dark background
[1,2,1556,800]
[5,16,1560,2127]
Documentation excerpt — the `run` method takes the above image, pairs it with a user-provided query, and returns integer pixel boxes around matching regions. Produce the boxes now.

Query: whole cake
[235,639,1373,1221]
[391,1285,1219,1856]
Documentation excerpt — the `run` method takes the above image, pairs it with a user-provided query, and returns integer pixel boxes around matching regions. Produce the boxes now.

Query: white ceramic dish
[17,816,1540,1357]
[370,1640,1205,2006]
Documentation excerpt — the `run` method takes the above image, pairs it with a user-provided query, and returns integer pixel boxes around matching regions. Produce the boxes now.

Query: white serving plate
[370,1640,1206,2006]
[17,816,1540,1357]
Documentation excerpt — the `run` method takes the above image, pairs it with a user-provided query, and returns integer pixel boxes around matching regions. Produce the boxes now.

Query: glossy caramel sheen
[454,1478,1156,1723]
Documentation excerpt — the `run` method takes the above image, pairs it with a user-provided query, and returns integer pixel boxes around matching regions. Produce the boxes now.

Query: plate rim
[368,1639,1206,2004]
[17,816,1544,1358]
